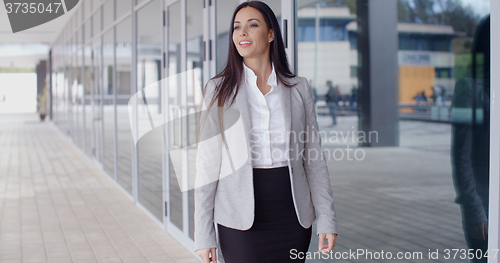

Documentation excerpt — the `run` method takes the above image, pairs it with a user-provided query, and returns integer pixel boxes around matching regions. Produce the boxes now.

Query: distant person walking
[421,90,428,104]
[432,85,443,107]
[325,80,338,125]
[350,85,357,105]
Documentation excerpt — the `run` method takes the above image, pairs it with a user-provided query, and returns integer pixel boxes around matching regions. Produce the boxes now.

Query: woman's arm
[300,77,338,236]
[194,80,223,252]
[450,78,488,227]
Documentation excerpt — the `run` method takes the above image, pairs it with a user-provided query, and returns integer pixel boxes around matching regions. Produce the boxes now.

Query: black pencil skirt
[217,166,312,263]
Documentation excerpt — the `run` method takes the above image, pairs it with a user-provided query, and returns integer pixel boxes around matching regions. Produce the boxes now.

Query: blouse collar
[242,61,278,88]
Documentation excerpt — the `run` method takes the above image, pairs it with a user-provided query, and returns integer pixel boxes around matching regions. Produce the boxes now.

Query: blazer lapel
[234,79,292,163]
[277,80,292,150]
[233,85,252,162]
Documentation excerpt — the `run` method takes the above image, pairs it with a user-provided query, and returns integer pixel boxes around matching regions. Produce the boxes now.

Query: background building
[297,6,457,106]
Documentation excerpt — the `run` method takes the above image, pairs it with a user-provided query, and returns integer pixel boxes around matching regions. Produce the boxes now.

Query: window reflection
[116,16,133,195]
[93,8,101,39]
[297,0,490,260]
[167,0,183,232]
[186,0,204,240]
[84,43,93,158]
[103,29,115,177]
[137,0,163,222]
[298,18,353,42]
[103,0,114,29]
[48,0,493,257]
[116,0,131,19]
[75,39,84,151]
[451,14,490,262]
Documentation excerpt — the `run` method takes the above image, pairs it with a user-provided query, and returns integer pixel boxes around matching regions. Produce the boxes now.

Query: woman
[194,1,338,262]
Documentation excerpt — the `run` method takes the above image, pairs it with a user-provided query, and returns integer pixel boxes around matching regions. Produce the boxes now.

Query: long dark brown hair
[197,0,298,145]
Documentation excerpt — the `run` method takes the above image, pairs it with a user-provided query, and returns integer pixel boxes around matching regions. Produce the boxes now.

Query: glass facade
[103,28,115,176]
[50,0,493,260]
[136,0,163,222]
[166,0,183,231]
[116,15,133,195]
[296,1,491,262]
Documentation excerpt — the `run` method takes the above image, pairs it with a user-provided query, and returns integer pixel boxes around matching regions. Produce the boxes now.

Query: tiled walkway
[0,113,470,263]
[0,114,199,263]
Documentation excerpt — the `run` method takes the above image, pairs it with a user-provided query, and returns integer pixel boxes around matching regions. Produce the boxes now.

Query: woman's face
[232,7,273,59]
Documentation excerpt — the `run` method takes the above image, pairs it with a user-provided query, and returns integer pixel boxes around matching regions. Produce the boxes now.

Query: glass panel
[215,0,241,74]
[399,35,419,50]
[137,0,163,222]
[66,36,73,137]
[93,37,104,164]
[320,18,345,41]
[116,16,133,194]
[186,0,204,240]
[85,19,91,44]
[103,29,115,177]
[434,38,450,51]
[103,0,114,29]
[74,3,81,30]
[60,67,66,129]
[60,63,68,134]
[258,0,281,21]
[299,18,348,42]
[66,62,71,136]
[75,37,84,151]
[84,0,91,20]
[70,37,76,140]
[296,0,490,259]
[167,0,182,230]
[71,29,83,149]
[56,67,66,130]
[298,18,315,42]
[451,14,490,259]
[116,0,131,19]
[93,8,102,39]
[84,43,93,157]
[53,65,58,124]
[93,0,101,12]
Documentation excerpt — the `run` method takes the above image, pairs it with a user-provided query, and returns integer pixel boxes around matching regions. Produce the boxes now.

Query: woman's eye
[234,24,258,30]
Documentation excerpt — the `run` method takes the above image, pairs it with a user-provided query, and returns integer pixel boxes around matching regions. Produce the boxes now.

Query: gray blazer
[194,75,338,252]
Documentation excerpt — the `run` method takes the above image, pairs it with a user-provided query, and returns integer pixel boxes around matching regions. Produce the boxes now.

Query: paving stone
[0,114,198,262]
[0,113,474,263]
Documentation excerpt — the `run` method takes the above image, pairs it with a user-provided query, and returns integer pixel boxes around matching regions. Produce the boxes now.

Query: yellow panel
[399,66,435,105]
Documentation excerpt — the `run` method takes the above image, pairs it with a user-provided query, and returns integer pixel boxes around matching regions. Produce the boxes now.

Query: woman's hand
[195,247,217,263]
[318,233,337,253]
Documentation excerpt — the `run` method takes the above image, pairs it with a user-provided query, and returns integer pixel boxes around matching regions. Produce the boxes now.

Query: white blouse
[242,61,288,169]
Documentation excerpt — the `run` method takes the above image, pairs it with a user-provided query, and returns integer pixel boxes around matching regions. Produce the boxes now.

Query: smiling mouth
[239,41,252,46]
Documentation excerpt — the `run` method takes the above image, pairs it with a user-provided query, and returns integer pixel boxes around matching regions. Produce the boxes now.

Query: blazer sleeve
[450,77,488,226]
[300,77,338,236]
[194,79,223,251]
